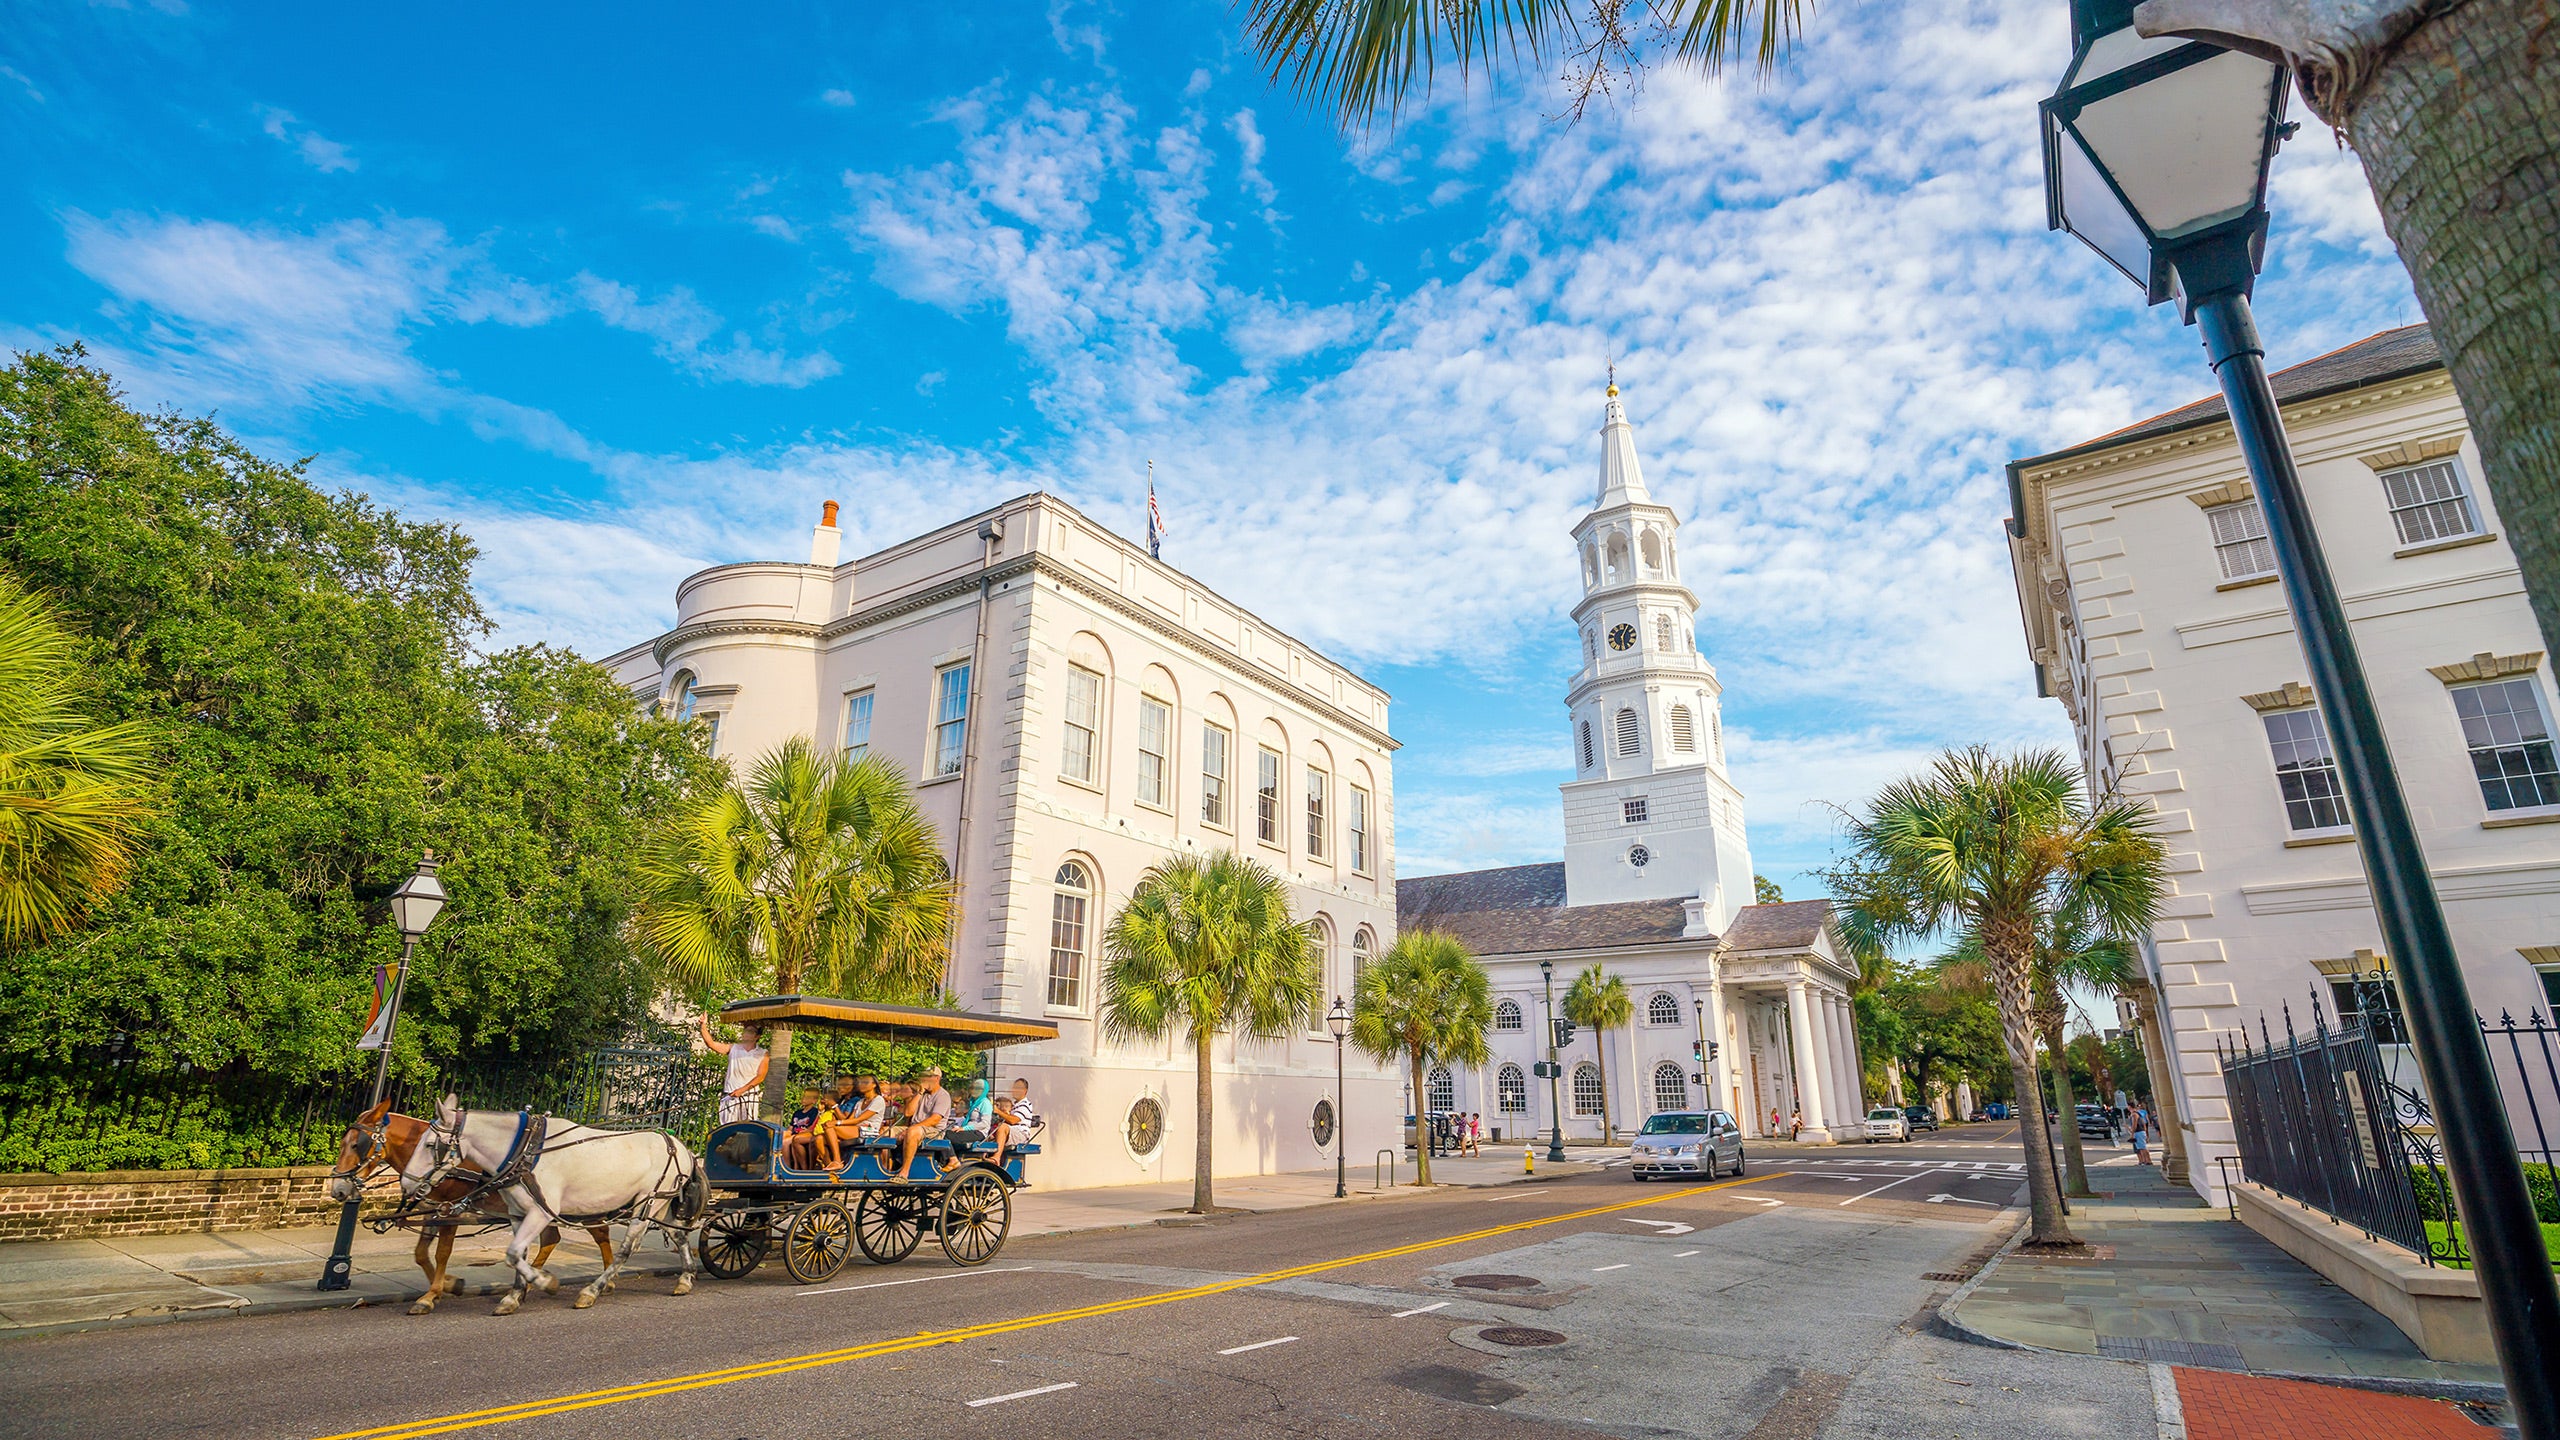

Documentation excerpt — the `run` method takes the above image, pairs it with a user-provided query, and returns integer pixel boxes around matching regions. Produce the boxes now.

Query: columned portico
[1830,995,1863,1125]
[1786,978,1831,1142]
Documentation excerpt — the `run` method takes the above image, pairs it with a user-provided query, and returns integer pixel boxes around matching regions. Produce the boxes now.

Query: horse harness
[424,1107,697,1230]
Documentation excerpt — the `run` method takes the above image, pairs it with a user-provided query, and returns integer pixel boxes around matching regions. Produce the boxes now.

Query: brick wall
[0,1166,367,1242]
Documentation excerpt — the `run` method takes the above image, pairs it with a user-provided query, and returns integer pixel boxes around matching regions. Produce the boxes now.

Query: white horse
[425,1095,705,1315]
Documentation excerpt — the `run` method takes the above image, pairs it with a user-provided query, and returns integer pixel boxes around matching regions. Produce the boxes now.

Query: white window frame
[1652,1061,1689,1115]
[1622,796,1648,824]
[1350,929,1372,991]
[2206,498,2278,582]
[1255,745,1282,848]
[700,710,721,759]
[840,689,874,761]
[1135,695,1172,811]
[1578,720,1594,770]
[1572,1062,1604,1117]
[1060,665,1103,786]
[1047,861,1092,1012]
[1348,785,1371,874]
[1494,999,1524,1032]
[1305,765,1329,861]
[2261,706,2352,836]
[2379,458,2483,548]
[1497,1063,1528,1115]
[2450,675,2560,816]
[1668,705,1695,753]
[932,663,971,778]
[1201,722,1231,829]
[1646,992,1680,1026]
[1614,708,1641,757]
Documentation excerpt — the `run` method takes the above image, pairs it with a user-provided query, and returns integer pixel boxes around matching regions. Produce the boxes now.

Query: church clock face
[1607,622,1638,652]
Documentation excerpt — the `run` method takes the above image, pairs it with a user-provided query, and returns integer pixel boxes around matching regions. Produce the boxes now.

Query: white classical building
[1398,386,1866,1145]
[603,493,1402,1192]
[2005,325,2560,1204]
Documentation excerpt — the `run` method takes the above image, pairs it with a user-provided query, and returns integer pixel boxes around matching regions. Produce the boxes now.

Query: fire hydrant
[1524,1146,1535,1174]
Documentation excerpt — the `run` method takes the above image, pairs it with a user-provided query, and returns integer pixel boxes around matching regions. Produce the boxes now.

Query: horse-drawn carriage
[695,995,1059,1284]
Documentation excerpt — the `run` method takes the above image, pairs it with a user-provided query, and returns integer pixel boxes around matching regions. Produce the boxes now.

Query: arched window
[1350,928,1372,990]
[1652,1062,1690,1114]
[672,671,699,722]
[1582,626,1597,665]
[1712,712,1723,762]
[1647,992,1680,1026]
[1495,999,1524,1032]
[1581,540,1599,588]
[1655,614,1673,651]
[1614,708,1641,757]
[1604,533,1630,584]
[1668,705,1695,753]
[1640,529,1664,574]
[1572,1062,1605,1116]
[1048,861,1091,1009]
[1426,1066,1456,1114]
[1578,721,1595,770]
[1497,1064,1528,1115]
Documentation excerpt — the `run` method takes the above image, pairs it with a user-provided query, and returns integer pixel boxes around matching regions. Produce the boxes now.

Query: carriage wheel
[699,1208,770,1279]
[855,1189,926,1265]
[937,1167,1012,1268]
[782,1199,855,1284]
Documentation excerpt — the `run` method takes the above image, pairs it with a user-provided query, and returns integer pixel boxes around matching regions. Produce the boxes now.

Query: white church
[1397,383,1865,1144]
[602,382,1864,1193]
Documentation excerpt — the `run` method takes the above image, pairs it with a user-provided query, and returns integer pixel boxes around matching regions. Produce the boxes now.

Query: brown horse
[327,1100,614,1314]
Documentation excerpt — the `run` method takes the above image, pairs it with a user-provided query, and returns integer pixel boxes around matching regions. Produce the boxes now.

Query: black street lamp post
[1540,959,1566,1164]
[319,851,447,1293]
[2042,5,2560,1429]
[1328,995,1350,1199]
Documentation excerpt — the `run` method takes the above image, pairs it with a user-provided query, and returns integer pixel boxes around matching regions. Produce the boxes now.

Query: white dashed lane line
[967,1382,1079,1408]
[1593,1263,1630,1272]
[1674,1249,1699,1257]
[1392,1302,1450,1318]
[1218,1336,1301,1355]
[797,1266,1034,1298]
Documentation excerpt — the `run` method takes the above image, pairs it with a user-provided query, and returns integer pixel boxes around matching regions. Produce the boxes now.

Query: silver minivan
[1628,1110,1745,1181]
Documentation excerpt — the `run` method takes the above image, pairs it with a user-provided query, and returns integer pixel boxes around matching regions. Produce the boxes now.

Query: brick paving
[2175,1367,2487,1439]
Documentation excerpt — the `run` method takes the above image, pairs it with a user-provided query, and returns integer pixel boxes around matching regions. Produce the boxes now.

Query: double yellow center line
[321,1172,1778,1439]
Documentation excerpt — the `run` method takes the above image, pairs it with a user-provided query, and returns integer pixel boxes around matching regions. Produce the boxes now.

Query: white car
[1863,1107,1912,1143]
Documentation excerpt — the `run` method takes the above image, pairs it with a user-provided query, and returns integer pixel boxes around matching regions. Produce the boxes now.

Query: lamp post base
[316,1197,361,1292]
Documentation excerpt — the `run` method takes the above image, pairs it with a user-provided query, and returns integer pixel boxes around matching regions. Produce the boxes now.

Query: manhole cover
[1452,1274,1541,1291]
[1479,1326,1567,1347]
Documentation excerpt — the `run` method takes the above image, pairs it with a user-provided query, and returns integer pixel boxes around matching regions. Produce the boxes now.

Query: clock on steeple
[1607,622,1637,652]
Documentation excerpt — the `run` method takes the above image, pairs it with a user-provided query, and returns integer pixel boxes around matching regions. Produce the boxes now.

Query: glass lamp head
[1327,996,1351,1039]
[2040,0,2288,305]
[389,852,448,939]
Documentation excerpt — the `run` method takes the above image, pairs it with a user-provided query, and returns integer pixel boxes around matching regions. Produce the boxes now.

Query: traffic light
[1708,1040,1720,1061]
[1532,1060,1559,1079]
[1552,1018,1577,1048]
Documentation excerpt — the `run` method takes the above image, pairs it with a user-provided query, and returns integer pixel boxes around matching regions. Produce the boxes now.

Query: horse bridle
[328,1110,400,1189]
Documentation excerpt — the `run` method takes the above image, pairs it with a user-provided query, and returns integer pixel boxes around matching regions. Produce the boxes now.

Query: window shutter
[1669,705,1695,752]
[1615,708,1640,756]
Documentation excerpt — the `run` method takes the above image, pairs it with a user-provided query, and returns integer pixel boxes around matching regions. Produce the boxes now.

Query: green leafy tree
[0,575,154,950]
[1829,747,2167,1248]
[1351,931,1492,1186]
[635,735,953,1116]
[1753,874,1783,905]
[1893,968,2007,1120]
[1099,851,1320,1213]
[1563,963,1633,1142]
[1244,0,2560,661]
[0,348,721,1089]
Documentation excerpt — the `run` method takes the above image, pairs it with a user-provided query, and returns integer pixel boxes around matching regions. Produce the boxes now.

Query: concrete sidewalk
[0,1148,1597,1338]
[1943,1153,2505,1398]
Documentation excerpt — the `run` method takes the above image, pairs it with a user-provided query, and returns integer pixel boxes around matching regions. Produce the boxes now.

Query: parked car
[2076,1104,2116,1141]
[1862,1107,1911,1143]
[1983,1102,2011,1120]
[1628,1110,1746,1181]
[1903,1106,1939,1133]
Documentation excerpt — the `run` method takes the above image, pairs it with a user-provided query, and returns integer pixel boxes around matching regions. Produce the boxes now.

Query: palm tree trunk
[761,1024,793,1119]
[2345,0,2560,649]
[1411,1045,1433,1187]
[1984,917,2078,1247]
[2044,1021,2092,1198]
[1594,1032,1613,1145]
[1193,1030,1215,1213]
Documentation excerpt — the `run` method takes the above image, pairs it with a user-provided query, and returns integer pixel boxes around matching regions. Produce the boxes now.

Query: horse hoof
[407,1301,436,1316]
[672,1276,694,1296]
[494,1295,521,1316]
[573,1289,598,1310]
[537,1274,560,1296]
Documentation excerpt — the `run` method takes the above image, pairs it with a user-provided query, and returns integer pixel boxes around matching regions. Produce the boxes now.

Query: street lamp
[1327,995,1351,1199]
[1540,959,1566,1164]
[319,851,447,1293]
[2042,4,2560,1427]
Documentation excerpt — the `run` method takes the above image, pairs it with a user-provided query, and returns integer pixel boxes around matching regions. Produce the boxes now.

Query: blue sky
[2,0,2422,903]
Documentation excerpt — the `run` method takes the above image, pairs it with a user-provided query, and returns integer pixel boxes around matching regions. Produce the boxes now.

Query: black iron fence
[2221,975,2560,1268]
[0,1043,718,1175]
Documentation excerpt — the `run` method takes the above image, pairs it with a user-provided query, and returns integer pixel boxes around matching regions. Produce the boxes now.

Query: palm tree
[1242,0,2560,662]
[1562,963,1633,1143]
[0,576,154,952]
[1352,931,1493,1186]
[1829,747,2166,1248]
[1100,851,1321,1213]
[1947,908,2138,1198]
[635,735,953,1114]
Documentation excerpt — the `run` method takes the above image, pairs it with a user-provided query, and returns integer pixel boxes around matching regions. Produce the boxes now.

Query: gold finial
[1606,358,1618,398]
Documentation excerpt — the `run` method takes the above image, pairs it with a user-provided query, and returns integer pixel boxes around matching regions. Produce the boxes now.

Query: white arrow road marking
[1619,1218,1696,1236]
[1744,1197,1784,1208]
[1838,1171,1933,1207]
[1218,1336,1300,1355]
[1392,1301,1450,1318]
[1925,1193,1999,1206]
[967,1383,1079,1408]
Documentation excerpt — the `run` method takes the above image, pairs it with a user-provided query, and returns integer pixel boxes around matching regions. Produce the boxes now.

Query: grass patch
[2422,1220,2560,1270]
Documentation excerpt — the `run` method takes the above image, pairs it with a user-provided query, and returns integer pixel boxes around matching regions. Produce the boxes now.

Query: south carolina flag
[356,964,397,1050]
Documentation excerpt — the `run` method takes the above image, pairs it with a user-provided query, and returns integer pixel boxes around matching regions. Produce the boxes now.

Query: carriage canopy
[716,995,1059,1051]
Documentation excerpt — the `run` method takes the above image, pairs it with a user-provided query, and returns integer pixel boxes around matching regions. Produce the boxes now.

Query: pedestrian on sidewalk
[1788,1107,1803,1141]
[2132,1120,2152,1165]
[1464,1112,1481,1156]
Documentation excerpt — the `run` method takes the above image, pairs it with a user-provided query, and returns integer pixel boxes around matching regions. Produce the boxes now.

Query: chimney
[810,500,842,568]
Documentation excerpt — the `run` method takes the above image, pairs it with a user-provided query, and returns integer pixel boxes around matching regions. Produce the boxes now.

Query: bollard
[1524,1145,1535,1174]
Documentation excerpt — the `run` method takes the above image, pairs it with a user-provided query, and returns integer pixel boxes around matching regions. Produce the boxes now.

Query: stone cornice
[2242,681,2317,712]
[2186,478,2255,509]
[2427,650,2543,685]
[2359,431,2467,472]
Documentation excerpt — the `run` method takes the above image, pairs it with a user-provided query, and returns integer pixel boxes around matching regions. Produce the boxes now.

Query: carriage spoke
[936,1169,1011,1267]
[855,1188,926,1265]
[783,1199,854,1284]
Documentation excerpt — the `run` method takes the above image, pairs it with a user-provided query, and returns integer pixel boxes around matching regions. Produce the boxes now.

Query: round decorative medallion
[1125,1095,1166,1161]
[1628,844,1651,868]
[1311,1097,1337,1148]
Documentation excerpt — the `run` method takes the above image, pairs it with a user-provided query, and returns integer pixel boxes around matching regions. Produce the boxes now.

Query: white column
[1786,979,1830,1139]
[1700,973,1733,1122]
[1816,995,1850,1129]
[1831,995,1863,1122]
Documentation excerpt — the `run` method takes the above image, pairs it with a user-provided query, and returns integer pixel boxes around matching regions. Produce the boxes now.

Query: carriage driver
[698,1015,769,1124]
[886,1067,951,1177]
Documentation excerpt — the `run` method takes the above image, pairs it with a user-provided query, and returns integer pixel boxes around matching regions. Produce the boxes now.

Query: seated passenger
[993,1078,1038,1166]
[887,1068,951,1178]
[783,1086,840,1171]
[949,1079,994,1154]
[831,1074,886,1151]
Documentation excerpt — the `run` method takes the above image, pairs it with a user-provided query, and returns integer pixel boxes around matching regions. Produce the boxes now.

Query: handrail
[1375,1149,1396,1191]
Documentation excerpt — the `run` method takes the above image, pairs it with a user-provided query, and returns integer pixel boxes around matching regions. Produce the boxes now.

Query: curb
[1931,1212,2509,1407]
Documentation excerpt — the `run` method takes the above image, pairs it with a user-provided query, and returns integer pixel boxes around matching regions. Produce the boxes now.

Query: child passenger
[784,1085,840,1171]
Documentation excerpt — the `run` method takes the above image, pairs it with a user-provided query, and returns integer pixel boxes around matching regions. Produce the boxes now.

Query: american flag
[1146,470,1167,559]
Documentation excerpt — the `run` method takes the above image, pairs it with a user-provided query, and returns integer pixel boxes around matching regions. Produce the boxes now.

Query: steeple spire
[1596,379,1652,507]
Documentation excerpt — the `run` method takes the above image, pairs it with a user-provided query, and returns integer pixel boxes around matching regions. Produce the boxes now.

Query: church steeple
[1596,380,1653,508]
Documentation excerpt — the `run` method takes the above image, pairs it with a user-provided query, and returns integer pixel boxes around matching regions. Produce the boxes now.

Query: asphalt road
[0,1124,2154,1440]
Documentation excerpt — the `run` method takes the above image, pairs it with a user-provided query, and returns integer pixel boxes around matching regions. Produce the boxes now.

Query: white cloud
[2,65,42,103]
[819,88,856,108]
[257,106,357,173]
[572,274,840,387]
[1227,109,1282,225]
